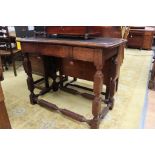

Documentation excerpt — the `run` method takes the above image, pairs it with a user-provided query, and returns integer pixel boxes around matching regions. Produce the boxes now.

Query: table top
[17,37,127,48]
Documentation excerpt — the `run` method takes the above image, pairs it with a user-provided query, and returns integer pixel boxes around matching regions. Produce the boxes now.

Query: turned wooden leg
[108,77,117,110]
[23,54,37,104]
[116,78,119,92]
[59,68,64,88]
[12,55,17,76]
[42,56,49,89]
[105,85,110,100]
[91,69,103,129]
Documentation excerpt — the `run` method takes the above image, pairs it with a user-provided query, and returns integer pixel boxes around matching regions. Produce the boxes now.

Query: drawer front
[21,43,38,53]
[72,47,94,62]
[128,34,144,47]
[21,42,39,53]
[21,43,71,58]
[29,54,44,76]
[39,44,71,58]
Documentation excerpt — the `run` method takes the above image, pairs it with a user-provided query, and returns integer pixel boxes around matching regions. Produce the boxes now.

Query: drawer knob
[70,60,74,65]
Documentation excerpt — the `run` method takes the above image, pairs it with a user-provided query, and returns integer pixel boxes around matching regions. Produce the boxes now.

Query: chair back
[0,26,13,55]
[122,26,130,39]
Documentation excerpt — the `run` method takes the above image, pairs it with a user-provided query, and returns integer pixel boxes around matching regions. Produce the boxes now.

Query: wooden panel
[21,42,39,53]
[46,26,102,37]
[0,84,11,129]
[39,44,71,58]
[46,26,61,34]
[127,28,155,50]
[61,59,95,81]
[60,26,86,34]
[128,33,143,48]
[29,54,44,76]
[73,47,94,62]
[143,32,154,50]
[100,26,122,38]
[61,59,111,84]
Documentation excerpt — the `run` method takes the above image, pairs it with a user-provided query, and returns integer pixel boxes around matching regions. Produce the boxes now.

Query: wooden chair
[0,26,21,76]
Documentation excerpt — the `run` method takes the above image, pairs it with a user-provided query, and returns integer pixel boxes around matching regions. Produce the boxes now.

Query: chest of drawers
[127,27,155,50]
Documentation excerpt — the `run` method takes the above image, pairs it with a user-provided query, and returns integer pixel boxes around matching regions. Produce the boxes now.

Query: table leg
[91,66,103,129]
[108,56,118,110]
[23,54,37,104]
[42,56,49,89]
[108,79,116,110]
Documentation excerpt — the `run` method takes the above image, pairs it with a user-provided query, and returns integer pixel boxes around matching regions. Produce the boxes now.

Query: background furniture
[127,27,155,50]
[46,26,102,39]
[149,56,155,90]
[0,26,21,76]
[0,57,11,129]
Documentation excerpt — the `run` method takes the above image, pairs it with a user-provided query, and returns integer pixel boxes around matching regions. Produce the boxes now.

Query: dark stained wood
[18,36,126,129]
[18,37,126,49]
[21,26,125,88]
[0,57,11,129]
[149,58,155,90]
[127,27,155,50]
[45,26,102,39]
[100,26,122,38]
[37,99,89,123]
[0,26,21,76]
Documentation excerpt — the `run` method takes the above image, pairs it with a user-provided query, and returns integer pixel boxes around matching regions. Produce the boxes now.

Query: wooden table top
[17,37,127,48]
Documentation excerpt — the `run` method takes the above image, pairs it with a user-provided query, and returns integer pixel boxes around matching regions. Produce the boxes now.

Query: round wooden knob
[70,61,74,65]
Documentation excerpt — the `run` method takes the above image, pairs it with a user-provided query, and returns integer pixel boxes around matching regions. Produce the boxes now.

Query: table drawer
[40,44,71,58]
[73,47,94,62]
[21,42,39,53]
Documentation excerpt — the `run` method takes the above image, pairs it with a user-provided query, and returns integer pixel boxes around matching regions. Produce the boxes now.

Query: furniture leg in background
[23,53,37,104]
[149,58,155,90]
[0,57,11,129]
